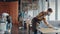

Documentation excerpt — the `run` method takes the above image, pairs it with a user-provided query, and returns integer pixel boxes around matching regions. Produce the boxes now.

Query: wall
[0,1,18,25]
[0,1,19,34]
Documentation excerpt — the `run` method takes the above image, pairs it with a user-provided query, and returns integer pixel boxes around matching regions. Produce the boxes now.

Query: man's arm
[43,17,53,28]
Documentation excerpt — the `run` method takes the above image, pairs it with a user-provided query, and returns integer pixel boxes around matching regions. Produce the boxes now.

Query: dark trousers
[34,29,37,34]
[32,17,40,34]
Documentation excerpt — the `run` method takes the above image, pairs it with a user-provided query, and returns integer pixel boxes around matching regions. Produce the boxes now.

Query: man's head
[46,8,53,16]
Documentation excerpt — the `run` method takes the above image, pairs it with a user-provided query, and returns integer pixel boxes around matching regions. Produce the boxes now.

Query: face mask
[48,12,51,16]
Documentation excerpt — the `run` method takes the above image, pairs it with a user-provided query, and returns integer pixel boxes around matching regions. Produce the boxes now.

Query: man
[32,8,53,34]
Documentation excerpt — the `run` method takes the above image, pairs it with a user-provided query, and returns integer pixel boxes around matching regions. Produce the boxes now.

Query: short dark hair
[47,8,53,12]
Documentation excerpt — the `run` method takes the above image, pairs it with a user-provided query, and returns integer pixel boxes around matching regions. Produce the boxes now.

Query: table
[37,28,60,34]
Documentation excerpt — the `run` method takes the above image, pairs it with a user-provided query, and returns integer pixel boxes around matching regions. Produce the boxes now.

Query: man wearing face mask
[32,8,54,34]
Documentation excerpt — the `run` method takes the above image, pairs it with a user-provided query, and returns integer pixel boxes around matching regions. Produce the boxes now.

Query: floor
[1,24,60,34]
[11,25,57,34]
[11,24,34,34]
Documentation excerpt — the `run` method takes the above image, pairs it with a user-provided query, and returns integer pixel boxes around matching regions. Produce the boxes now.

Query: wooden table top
[37,28,60,33]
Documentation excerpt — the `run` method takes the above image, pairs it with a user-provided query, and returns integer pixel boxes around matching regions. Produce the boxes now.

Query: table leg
[41,32,43,34]
[56,33,58,34]
[29,24,30,34]
[39,31,43,34]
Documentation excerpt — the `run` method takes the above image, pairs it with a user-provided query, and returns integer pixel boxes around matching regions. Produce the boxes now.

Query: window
[33,10,39,17]
[58,0,60,20]
[49,0,55,20]
[27,10,39,17]
[28,10,33,17]
[45,0,55,20]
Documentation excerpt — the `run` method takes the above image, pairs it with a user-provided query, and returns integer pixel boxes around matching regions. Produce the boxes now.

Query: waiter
[32,8,53,34]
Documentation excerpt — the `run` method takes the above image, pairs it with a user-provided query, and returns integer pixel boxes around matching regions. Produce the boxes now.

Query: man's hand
[47,24,59,30]
[53,27,59,30]
[43,17,53,28]
[47,24,53,28]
